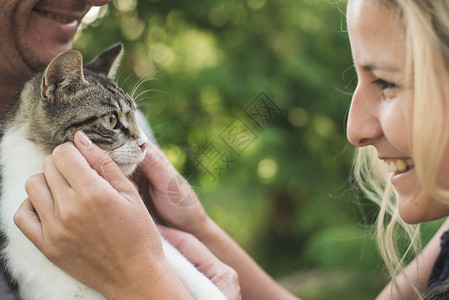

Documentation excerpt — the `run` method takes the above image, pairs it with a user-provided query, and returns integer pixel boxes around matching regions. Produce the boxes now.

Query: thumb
[73,130,134,193]
[139,140,179,187]
[139,141,198,207]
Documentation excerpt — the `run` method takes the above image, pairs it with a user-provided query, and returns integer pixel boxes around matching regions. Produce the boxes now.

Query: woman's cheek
[379,99,411,155]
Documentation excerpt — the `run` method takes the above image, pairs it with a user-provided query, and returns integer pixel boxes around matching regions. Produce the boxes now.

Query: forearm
[376,262,430,300]
[139,142,296,299]
[196,218,298,300]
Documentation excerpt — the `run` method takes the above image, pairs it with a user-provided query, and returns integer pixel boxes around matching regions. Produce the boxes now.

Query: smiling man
[0,1,109,298]
[0,0,110,120]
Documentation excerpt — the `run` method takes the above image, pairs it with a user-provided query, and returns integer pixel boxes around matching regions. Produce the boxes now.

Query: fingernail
[78,131,92,148]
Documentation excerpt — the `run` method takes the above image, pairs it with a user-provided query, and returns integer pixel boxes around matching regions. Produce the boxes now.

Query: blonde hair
[353,0,449,298]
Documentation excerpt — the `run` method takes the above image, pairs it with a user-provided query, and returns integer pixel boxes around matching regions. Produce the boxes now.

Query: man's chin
[19,41,74,73]
[20,10,78,72]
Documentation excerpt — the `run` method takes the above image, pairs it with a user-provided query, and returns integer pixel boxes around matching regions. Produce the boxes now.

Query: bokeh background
[74,0,444,299]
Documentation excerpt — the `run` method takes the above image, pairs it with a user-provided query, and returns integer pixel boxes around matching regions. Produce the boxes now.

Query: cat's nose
[136,128,149,152]
[139,141,148,152]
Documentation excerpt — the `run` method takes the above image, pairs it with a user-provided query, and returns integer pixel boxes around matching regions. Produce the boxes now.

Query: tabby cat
[0,44,225,300]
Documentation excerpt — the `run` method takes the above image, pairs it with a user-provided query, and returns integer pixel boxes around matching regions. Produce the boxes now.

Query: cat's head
[18,44,148,176]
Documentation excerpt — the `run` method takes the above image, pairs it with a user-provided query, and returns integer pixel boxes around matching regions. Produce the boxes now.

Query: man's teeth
[384,159,414,174]
[34,9,75,24]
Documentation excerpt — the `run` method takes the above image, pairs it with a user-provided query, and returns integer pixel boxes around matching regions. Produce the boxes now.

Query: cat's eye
[102,112,118,129]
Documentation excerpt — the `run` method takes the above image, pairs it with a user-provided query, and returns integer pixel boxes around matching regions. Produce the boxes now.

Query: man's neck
[0,82,21,122]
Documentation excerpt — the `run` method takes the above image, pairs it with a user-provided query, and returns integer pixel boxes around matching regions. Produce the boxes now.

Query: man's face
[0,0,103,85]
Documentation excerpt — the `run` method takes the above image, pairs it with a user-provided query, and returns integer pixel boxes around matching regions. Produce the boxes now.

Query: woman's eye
[102,112,118,129]
[372,78,396,90]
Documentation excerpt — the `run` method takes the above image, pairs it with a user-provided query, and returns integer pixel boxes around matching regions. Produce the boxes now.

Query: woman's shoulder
[426,230,449,298]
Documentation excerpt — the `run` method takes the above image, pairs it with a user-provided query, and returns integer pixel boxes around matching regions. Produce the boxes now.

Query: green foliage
[74,0,443,298]
[279,269,386,300]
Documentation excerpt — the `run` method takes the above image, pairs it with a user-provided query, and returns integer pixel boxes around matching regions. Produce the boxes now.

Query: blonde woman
[14,0,449,299]
[347,0,449,299]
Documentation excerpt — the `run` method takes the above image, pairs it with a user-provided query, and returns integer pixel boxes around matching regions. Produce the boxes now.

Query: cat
[0,44,225,300]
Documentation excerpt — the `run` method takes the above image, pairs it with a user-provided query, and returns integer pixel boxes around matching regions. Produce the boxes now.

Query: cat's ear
[85,43,123,79]
[41,50,86,100]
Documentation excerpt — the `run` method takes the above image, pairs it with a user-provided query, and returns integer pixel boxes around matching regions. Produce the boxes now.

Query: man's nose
[346,84,383,147]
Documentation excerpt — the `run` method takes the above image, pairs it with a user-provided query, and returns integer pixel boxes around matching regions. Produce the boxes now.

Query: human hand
[159,225,242,300]
[14,131,188,299]
[132,140,211,237]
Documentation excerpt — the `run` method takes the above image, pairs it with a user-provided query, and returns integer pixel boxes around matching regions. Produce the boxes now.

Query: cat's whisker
[151,120,171,130]
[134,89,159,103]
[60,133,70,145]
[115,70,123,85]
[131,78,146,98]
[136,72,158,84]
[118,72,134,89]
[135,102,154,109]
[130,73,157,99]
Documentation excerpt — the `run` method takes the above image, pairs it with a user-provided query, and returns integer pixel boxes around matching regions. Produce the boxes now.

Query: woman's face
[346,0,449,223]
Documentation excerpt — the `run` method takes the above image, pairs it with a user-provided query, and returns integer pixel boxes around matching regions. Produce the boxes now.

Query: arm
[376,218,449,299]
[196,218,298,300]
[138,140,298,300]
[158,225,242,300]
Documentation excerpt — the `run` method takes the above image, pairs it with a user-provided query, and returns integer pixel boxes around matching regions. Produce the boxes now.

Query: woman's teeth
[384,159,414,174]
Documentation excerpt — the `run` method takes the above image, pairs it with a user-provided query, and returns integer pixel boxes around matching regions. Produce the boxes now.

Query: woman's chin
[397,191,449,224]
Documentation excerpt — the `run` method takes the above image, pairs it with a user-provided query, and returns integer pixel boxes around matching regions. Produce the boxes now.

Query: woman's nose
[346,84,383,147]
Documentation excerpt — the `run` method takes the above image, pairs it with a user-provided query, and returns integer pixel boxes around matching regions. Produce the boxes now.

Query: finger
[14,198,44,250]
[50,142,104,190]
[158,225,220,276]
[141,144,199,208]
[25,173,55,219]
[72,131,135,194]
[139,140,177,186]
[43,155,72,200]
[139,141,194,201]
[158,226,241,300]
